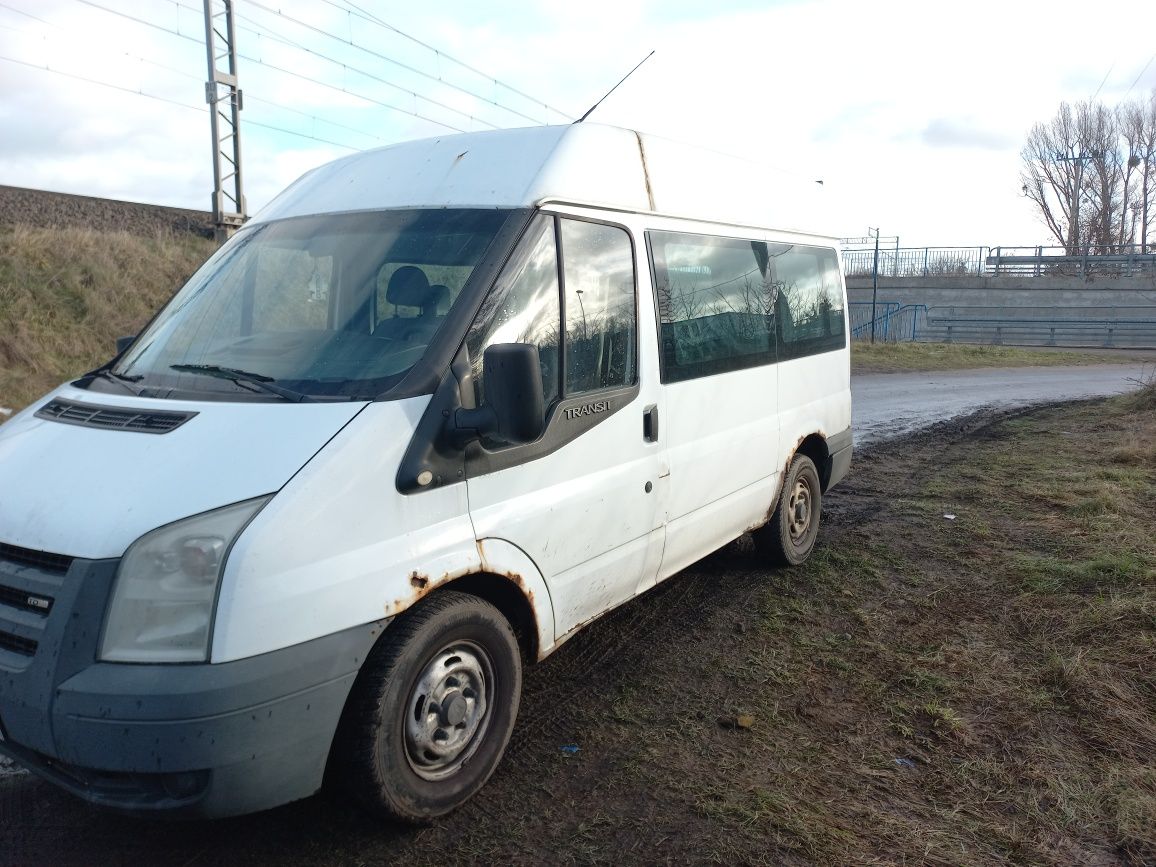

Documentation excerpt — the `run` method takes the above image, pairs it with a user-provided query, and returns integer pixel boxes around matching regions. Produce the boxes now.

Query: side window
[775,246,845,359]
[560,219,636,395]
[466,214,561,407]
[649,230,777,383]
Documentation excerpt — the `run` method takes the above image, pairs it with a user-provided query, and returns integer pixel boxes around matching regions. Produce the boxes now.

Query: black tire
[331,590,522,823]
[754,454,822,567]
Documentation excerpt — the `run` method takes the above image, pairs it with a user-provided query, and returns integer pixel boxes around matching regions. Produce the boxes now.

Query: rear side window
[775,246,845,359]
[649,231,777,383]
[649,231,845,382]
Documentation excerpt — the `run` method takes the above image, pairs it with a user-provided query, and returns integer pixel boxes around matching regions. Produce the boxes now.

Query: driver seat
[375,266,447,343]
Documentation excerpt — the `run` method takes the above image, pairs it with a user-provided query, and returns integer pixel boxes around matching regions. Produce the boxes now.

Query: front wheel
[331,590,522,823]
[754,453,822,567]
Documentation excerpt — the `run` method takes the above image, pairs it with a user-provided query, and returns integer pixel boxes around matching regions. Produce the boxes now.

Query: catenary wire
[0,2,390,145]
[241,0,548,126]
[328,0,572,121]
[65,0,466,132]
[1122,52,1156,100]
[0,53,364,151]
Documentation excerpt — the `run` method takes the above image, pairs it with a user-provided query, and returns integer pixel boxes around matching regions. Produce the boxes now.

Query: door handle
[642,404,659,442]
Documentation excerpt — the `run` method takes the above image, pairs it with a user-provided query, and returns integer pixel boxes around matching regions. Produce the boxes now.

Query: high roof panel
[251,123,830,237]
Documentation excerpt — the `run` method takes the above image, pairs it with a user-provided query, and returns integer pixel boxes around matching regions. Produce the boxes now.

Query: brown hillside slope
[0,185,213,236]
[0,185,216,415]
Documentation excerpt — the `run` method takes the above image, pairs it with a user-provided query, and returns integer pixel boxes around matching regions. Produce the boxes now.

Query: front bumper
[0,544,386,817]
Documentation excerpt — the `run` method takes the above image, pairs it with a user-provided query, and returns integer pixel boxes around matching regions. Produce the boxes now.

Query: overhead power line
[0,2,390,146]
[328,0,572,121]
[219,6,486,130]
[0,53,362,151]
[234,51,465,133]
[1089,61,1115,102]
[66,0,468,132]
[241,0,550,126]
[1123,52,1156,100]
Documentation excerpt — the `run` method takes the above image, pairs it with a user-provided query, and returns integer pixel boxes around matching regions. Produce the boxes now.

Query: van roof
[251,123,832,238]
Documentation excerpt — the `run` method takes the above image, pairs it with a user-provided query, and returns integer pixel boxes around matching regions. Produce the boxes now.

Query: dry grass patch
[852,340,1153,373]
[0,225,213,413]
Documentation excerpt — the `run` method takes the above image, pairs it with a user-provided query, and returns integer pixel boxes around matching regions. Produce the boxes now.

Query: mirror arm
[453,405,498,442]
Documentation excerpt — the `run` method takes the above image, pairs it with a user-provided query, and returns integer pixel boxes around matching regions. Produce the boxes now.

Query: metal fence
[841,244,1156,278]
[848,301,1156,348]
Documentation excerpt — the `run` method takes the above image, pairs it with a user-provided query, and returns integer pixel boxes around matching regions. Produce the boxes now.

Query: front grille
[0,543,71,669]
[35,398,195,434]
[0,630,37,656]
[0,542,73,576]
[0,584,53,615]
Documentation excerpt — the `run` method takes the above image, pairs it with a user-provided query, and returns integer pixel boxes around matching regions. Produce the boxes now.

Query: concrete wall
[844,275,1156,347]
[846,275,1156,311]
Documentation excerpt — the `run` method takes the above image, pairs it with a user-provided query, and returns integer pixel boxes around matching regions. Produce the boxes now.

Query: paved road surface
[852,363,1152,445]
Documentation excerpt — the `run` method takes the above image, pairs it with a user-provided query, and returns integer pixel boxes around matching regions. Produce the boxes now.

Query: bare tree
[1119,90,1156,252]
[1021,102,1087,253]
[1023,94,1156,253]
[1082,102,1123,250]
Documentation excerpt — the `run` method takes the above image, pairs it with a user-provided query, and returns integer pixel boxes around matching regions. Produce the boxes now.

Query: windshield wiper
[88,368,145,395]
[170,364,314,403]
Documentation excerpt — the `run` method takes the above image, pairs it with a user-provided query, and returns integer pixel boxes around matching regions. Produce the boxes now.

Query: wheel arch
[795,432,833,491]
[380,538,555,664]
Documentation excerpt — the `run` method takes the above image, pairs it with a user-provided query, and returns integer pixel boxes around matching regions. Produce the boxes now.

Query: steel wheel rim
[403,640,494,782]
[787,476,813,542]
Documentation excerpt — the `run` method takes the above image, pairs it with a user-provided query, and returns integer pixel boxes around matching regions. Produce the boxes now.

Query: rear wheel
[755,454,822,566]
[332,590,522,823]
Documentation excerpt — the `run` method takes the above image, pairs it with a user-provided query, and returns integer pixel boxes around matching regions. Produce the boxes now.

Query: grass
[0,225,214,414]
[852,339,1153,373]
[494,381,1156,864]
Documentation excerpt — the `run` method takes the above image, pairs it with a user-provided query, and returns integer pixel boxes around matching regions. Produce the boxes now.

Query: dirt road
[2,377,1152,865]
[852,361,1151,444]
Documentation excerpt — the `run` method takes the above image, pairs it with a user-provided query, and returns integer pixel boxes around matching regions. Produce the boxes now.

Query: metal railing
[843,247,989,278]
[848,302,929,342]
[842,244,1156,278]
[848,301,1156,348]
[986,245,1156,277]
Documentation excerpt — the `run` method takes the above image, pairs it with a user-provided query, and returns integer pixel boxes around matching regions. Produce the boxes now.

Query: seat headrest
[426,284,450,313]
[386,265,432,308]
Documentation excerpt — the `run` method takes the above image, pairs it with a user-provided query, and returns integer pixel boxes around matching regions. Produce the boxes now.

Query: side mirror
[115,335,136,354]
[455,343,545,445]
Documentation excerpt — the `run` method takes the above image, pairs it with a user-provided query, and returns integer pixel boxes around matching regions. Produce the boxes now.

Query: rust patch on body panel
[387,565,474,617]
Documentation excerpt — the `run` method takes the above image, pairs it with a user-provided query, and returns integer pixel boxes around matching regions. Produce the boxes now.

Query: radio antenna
[574,50,655,123]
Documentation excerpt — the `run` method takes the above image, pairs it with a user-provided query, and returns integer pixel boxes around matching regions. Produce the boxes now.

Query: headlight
[100,497,270,663]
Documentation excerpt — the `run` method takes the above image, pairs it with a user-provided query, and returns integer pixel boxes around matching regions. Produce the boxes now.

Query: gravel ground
[0,185,212,237]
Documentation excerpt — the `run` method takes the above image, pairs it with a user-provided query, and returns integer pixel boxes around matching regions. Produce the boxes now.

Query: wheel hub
[404,642,493,781]
[440,692,468,727]
[788,479,812,540]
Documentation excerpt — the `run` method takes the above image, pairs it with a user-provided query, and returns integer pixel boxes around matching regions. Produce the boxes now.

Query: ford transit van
[0,123,851,821]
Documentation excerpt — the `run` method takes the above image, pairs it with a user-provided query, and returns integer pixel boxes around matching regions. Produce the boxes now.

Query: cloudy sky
[1,0,1155,246]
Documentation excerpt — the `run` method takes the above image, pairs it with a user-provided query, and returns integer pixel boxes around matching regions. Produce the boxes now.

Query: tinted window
[466,214,637,420]
[649,231,777,383]
[466,214,561,407]
[775,246,845,359]
[561,220,636,395]
[114,209,511,400]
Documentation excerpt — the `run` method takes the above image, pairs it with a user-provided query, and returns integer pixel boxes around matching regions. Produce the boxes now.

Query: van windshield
[111,209,512,401]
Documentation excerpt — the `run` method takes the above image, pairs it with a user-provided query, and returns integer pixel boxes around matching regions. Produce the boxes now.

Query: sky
[1,0,1155,248]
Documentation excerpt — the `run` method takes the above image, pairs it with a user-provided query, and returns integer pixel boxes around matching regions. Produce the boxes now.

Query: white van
[0,124,850,821]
